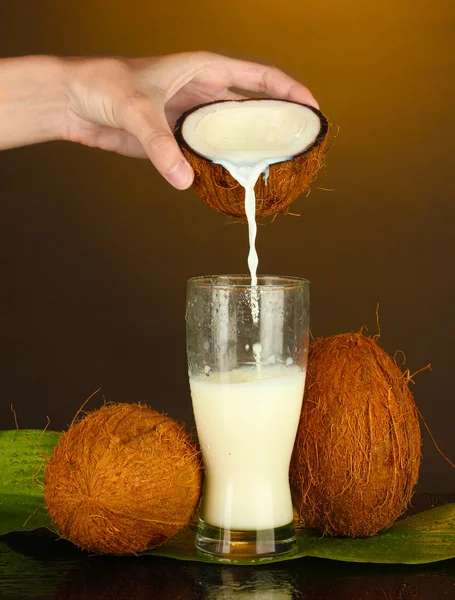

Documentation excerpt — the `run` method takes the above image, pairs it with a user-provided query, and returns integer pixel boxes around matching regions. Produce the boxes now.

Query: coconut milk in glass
[186,275,309,558]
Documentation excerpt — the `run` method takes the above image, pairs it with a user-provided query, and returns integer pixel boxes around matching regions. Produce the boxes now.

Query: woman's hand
[0,52,318,189]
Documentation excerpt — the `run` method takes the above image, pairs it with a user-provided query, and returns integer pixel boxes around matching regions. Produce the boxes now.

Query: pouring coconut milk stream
[212,158,284,324]
[180,99,322,328]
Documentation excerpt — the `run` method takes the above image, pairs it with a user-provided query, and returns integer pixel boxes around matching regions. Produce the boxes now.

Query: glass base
[195,519,296,559]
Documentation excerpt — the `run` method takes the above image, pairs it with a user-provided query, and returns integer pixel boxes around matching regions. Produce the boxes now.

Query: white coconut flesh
[181,99,322,165]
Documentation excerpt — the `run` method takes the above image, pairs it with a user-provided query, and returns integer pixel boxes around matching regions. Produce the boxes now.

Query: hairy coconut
[290,333,421,537]
[174,99,328,220]
[44,403,202,554]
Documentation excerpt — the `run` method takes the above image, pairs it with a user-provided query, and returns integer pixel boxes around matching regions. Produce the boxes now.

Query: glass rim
[187,274,309,291]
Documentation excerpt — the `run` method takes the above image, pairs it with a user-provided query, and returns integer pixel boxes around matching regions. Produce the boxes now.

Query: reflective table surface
[1,495,454,600]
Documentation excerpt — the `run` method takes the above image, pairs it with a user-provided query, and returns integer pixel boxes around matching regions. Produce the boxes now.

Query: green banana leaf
[0,430,58,533]
[147,503,455,565]
[1,429,454,566]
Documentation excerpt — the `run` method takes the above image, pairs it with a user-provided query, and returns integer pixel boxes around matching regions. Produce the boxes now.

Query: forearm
[0,55,67,150]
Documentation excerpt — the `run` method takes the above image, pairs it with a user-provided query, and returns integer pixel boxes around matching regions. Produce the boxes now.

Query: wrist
[0,55,68,150]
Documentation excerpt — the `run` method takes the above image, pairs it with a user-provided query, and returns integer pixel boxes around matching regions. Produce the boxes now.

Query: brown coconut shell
[44,403,202,554]
[174,99,329,220]
[290,333,421,537]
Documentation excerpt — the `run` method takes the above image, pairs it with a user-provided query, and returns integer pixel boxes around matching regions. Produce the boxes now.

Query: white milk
[190,365,306,531]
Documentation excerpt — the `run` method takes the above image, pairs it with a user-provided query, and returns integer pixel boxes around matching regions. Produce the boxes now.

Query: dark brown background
[0,1,454,493]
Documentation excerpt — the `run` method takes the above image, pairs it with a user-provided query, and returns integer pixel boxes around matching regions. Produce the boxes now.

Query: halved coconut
[174,99,329,220]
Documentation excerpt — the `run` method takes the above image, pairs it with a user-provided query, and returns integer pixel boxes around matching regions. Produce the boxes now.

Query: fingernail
[305,95,319,110]
[167,160,193,190]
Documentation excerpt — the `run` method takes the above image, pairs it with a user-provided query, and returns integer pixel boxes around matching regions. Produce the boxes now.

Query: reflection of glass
[193,566,297,600]
[186,275,309,558]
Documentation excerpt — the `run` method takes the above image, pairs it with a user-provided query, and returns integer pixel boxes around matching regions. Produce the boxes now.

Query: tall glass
[186,275,309,559]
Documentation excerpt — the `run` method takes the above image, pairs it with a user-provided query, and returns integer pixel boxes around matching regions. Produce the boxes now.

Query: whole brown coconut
[44,403,202,554]
[174,99,329,220]
[290,333,421,537]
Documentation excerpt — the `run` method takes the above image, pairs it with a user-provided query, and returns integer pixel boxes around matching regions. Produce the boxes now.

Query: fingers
[223,90,249,101]
[217,56,319,108]
[165,88,248,126]
[78,126,148,158]
[118,95,194,189]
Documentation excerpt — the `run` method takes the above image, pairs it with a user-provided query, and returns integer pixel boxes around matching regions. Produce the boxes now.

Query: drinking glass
[186,275,309,559]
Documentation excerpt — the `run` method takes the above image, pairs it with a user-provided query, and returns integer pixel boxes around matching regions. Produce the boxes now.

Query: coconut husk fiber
[174,99,329,220]
[44,403,202,554]
[290,333,421,538]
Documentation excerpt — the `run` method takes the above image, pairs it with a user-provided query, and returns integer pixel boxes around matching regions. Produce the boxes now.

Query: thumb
[119,97,194,190]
